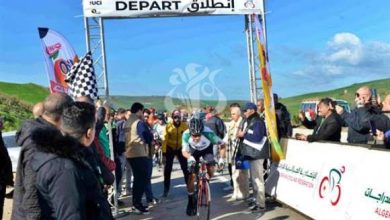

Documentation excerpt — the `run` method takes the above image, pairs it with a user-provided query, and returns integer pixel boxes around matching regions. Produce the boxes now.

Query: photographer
[336,86,390,144]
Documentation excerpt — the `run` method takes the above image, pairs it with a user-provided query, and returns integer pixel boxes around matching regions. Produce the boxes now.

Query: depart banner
[38,28,78,94]
[82,0,264,17]
[265,139,390,220]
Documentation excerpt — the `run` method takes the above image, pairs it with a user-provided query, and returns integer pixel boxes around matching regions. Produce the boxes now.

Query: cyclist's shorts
[189,144,216,173]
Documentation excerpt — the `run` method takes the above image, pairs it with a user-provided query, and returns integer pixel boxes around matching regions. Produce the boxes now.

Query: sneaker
[148,198,160,205]
[186,195,197,216]
[251,205,266,213]
[247,200,256,208]
[132,205,150,215]
[161,191,169,198]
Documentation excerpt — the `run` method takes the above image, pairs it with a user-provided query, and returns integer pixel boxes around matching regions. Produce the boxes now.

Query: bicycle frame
[196,159,211,220]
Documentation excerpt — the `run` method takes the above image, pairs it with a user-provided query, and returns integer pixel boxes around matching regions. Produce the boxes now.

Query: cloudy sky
[0,0,389,100]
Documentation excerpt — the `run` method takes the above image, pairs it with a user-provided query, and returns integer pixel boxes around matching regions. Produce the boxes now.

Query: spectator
[382,94,390,119]
[31,102,112,219]
[12,93,73,220]
[274,94,293,138]
[205,107,226,158]
[114,108,127,198]
[124,102,153,214]
[257,99,265,119]
[296,98,342,142]
[161,110,189,197]
[32,102,44,118]
[143,109,159,205]
[224,104,249,200]
[0,116,13,219]
[237,102,269,215]
[336,86,390,144]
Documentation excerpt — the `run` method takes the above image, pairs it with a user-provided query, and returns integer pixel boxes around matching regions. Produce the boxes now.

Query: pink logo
[45,43,62,56]
[319,166,345,206]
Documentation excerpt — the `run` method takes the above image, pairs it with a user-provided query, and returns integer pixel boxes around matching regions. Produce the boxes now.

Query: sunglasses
[173,116,181,119]
[191,134,201,138]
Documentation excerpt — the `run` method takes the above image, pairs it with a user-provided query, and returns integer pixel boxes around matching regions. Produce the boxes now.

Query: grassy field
[0,78,389,131]
[281,78,390,121]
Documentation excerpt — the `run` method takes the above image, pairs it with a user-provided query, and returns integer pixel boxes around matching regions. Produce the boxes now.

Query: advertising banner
[266,139,390,219]
[38,27,78,94]
[83,0,264,17]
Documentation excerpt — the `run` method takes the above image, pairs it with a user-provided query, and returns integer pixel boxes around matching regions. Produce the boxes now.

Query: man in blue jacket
[237,102,269,216]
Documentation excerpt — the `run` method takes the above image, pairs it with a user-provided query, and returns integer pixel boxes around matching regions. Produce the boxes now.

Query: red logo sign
[45,43,62,56]
[318,166,345,206]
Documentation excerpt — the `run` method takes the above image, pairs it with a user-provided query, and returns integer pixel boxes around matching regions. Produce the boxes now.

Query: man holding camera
[336,86,390,144]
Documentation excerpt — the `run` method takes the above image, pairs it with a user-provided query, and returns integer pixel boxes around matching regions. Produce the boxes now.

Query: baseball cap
[243,102,257,111]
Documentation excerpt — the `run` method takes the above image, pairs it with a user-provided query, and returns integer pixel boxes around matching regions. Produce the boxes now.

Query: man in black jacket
[297,98,342,142]
[31,102,112,219]
[0,117,13,219]
[336,86,390,144]
[12,93,73,220]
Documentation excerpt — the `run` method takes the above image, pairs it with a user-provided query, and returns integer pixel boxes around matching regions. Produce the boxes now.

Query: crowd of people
[0,85,390,219]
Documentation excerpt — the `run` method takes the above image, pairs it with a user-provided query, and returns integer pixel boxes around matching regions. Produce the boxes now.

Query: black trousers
[128,157,148,207]
[164,147,188,193]
[0,184,5,219]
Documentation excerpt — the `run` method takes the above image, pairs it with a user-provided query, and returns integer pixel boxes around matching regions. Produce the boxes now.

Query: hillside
[0,78,389,130]
[281,78,390,123]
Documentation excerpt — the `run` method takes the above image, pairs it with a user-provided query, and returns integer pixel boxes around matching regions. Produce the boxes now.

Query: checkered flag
[66,51,98,99]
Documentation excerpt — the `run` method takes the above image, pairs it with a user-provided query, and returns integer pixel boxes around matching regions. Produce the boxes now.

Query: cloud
[290,32,390,78]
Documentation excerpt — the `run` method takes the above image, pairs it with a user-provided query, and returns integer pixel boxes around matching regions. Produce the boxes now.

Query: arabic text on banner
[83,0,264,17]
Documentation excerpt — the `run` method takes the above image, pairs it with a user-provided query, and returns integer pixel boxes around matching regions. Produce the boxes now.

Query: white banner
[38,28,78,94]
[266,139,390,220]
[82,0,264,17]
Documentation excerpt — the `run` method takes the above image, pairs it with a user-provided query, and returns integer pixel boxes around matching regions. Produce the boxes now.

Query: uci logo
[90,1,102,6]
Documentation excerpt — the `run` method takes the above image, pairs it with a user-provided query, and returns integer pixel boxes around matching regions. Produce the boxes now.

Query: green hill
[0,78,389,130]
[281,78,390,123]
[0,82,49,105]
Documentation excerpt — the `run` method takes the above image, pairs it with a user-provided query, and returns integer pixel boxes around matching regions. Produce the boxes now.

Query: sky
[1,0,390,101]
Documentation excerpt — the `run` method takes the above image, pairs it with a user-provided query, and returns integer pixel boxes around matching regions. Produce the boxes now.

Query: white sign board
[83,0,264,17]
[266,139,390,220]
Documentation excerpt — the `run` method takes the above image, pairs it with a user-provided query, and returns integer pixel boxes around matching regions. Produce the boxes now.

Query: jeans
[144,158,154,201]
[128,157,148,206]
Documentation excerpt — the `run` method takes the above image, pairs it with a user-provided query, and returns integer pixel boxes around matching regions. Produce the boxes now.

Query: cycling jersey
[182,127,223,152]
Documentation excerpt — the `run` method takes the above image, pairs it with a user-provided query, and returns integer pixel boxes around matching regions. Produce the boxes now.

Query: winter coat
[302,112,342,142]
[30,127,112,220]
[12,117,56,220]
[161,122,188,153]
[205,115,226,139]
[341,106,390,144]
[0,132,13,187]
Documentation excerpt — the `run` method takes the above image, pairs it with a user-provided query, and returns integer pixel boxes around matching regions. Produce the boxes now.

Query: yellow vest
[162,122,188,153]
[124,114,149,158]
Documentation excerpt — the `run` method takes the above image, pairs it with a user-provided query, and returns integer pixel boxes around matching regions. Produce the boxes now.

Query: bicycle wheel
[197,179,211,220]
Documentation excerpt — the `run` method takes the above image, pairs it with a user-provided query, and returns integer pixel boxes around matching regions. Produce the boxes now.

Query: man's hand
[187,156,196,168]
[236,131,245,138]
[218,158,225,169]
[295,133,307,141]
[374,129,385,141]
[335,105,344,115]
[298,111,305,121]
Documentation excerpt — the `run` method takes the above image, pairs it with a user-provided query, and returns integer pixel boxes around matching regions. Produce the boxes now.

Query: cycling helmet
[189,117,204,135]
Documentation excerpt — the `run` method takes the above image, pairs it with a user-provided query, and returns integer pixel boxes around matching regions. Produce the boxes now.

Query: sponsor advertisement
[266,139,389,219]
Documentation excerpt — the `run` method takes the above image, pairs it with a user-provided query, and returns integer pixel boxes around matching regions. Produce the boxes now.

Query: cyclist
[182,117,226,216]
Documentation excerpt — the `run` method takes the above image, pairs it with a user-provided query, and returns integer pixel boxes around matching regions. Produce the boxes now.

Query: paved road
[115,162,309,220]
